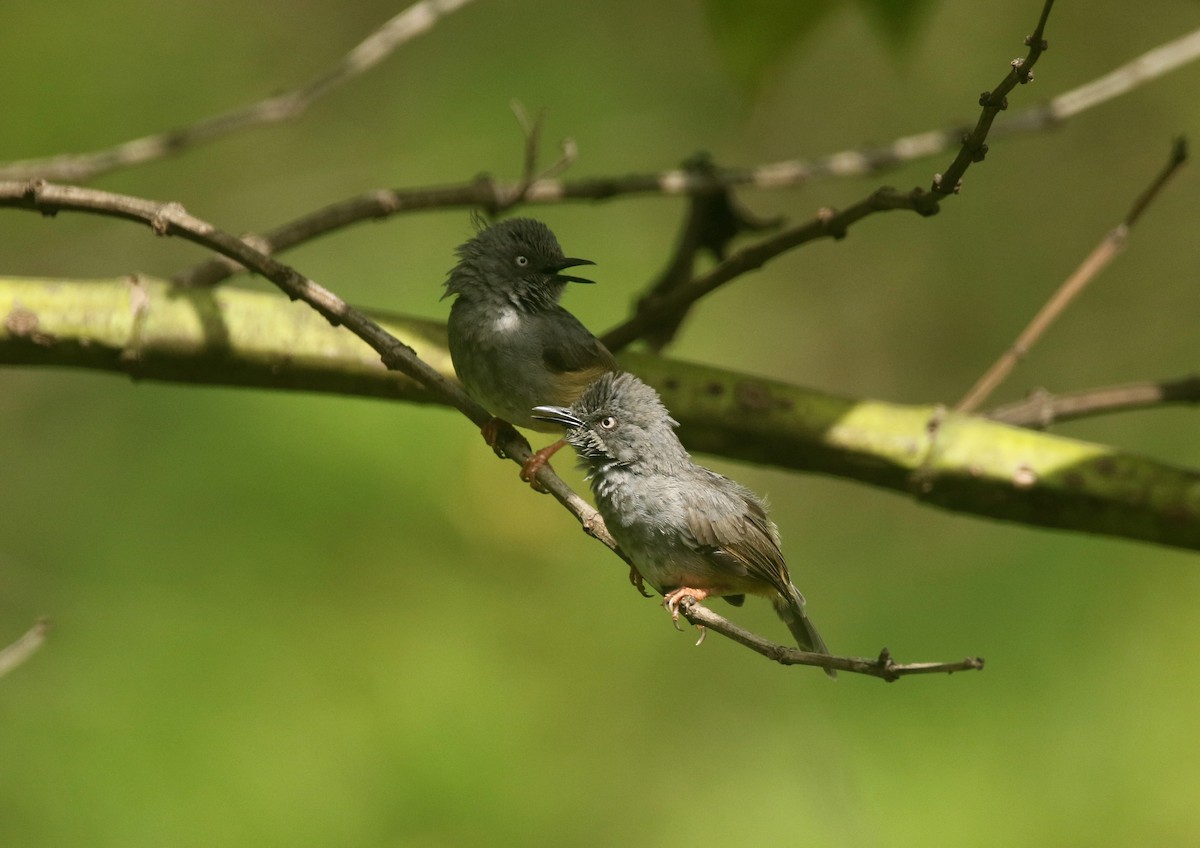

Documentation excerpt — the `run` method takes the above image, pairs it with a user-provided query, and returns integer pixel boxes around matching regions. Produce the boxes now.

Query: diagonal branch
[0,183,983,677]
[956,137,1188,414]
[0,0,481,183]
[930,0,1055,199]
[0,178,617,558]
[601,186,928,353]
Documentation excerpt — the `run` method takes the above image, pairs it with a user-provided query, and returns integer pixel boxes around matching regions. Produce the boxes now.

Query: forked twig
[603,0,1057,352]
[956,137,1188,414]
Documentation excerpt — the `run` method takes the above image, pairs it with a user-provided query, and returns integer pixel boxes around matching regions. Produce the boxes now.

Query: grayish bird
[534,371,834,675]
[443,218,618,485]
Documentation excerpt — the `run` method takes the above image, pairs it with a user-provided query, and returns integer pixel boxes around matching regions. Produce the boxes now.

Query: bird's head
[442,217,595,311]
[533,372,685,471]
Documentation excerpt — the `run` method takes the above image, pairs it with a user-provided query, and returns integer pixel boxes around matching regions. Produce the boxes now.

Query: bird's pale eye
[515,254,529,267]
[599,416,617,430]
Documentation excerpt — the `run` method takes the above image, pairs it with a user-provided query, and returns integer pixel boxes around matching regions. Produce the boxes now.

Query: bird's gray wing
[681,472,794,598]
[539,309,619,376]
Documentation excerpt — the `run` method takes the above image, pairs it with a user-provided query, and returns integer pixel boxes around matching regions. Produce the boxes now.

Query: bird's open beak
[532,405,584,429]
[548,257,596,285]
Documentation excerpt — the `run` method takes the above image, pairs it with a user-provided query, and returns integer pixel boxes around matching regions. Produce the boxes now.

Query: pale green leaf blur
[2,1,1200,846]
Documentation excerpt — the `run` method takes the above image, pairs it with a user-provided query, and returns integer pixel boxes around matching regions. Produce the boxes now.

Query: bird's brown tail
[773,589,836,680]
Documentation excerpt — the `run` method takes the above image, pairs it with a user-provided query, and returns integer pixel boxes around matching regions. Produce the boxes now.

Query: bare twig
[1,4,1192,197]
[633,153,783,352]
[163,9,1200,293]
[0,618,50,679]
[987,375,1200,428]
[512,101,541,180]
[956,137,1188,414]
[0,181,981,677]
[930,0,1055,199]
[4,0,1194,251]
[162,123,1003,287]
[1004,26,1200,133]
[489,101,578,213]
[603,2,1057,352]
[601,186,933,352]
[678,599,983,682]
[0,0,480,183]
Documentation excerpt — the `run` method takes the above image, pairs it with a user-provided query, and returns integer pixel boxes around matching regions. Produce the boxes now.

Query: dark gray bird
[534,371,834,675]
[443,218,618,486]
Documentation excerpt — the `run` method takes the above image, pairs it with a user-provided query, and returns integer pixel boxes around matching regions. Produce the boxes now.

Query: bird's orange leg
[519,438,566,492]
[662,587,712,645]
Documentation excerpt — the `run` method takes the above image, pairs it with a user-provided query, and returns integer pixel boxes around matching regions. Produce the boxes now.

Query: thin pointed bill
[532,405,584,429]
[549,257,596,285]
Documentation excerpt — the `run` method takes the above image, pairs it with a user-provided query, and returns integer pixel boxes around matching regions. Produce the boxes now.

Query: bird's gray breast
[447,300,559,430]
[592,468,721,593]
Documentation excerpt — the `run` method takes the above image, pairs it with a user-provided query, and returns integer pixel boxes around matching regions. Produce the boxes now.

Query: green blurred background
[3,1,1199,845]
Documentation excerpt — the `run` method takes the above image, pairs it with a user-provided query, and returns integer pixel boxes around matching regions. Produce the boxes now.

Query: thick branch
[5,275,1199,553]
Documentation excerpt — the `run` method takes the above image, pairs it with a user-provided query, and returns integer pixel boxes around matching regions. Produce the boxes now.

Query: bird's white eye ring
[515,254,529,267]
[599,416,617,430]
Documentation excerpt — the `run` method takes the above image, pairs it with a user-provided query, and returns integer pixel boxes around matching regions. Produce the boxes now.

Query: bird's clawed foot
[481,417,526,459]
[663,587,710,645]
[629,565,651,597]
